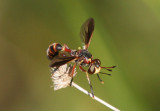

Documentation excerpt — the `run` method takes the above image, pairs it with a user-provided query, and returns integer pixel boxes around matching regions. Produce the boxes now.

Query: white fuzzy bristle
[51,64,77,90]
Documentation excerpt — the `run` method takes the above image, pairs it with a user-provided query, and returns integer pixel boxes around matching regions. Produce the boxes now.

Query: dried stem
[72,82,120,111]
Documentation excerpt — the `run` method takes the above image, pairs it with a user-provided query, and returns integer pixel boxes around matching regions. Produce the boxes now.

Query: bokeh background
[1,0,160,111]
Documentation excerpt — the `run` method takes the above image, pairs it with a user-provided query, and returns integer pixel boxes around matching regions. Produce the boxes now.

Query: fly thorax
[71,50,77,56]
[79,50,92,59]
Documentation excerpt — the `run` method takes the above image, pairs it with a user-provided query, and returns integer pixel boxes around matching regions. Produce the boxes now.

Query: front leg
[69,64,77,86]
[97,74,104,84]
[101,66,116,71]
[79,65,87,72]
[86,72,94,98]
[79,66,94,98]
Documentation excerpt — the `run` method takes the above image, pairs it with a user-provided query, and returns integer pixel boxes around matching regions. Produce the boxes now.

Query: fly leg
[106,66,116,68]
[97,74,104,84]
[79,66,94,98]
[101,66,116,71]
[69,64,76,86]
[86,72,94,98]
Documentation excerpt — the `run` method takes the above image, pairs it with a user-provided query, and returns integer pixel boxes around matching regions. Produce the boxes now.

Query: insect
[47,18,116,97]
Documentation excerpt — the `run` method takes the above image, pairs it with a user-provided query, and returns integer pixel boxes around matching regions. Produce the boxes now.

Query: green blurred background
[0,0,160,111]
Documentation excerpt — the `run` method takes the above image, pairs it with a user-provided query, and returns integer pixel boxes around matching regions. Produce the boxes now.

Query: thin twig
[72,82,120,111]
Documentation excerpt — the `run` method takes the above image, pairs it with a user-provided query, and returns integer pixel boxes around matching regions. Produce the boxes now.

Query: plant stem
[72,82,120,111]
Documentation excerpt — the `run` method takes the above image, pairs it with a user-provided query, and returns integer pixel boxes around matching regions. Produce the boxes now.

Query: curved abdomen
[47,43,62,60]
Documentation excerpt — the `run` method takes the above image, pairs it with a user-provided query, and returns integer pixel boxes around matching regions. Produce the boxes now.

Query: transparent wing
[80,18,94,50]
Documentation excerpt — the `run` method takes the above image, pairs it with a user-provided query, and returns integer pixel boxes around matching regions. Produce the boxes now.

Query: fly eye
[96,64,99,68]
[95,61,100,68]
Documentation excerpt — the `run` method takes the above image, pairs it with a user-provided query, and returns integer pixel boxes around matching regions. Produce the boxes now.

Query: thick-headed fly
[47,18,116,97]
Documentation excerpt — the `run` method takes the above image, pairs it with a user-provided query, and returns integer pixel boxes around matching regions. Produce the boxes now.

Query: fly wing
[80,18,94,50]
[49,52,77,68]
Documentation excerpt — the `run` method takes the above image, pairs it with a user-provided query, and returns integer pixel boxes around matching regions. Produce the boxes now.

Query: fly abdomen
[47,43,62,60]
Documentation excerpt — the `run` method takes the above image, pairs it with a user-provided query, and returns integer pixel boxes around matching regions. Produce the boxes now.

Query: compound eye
[97,59,101,65]
[96,64,99,68]
[94,59,101,67]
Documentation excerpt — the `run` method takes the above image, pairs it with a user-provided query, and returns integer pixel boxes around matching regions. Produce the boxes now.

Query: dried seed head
[51,64,77,90]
